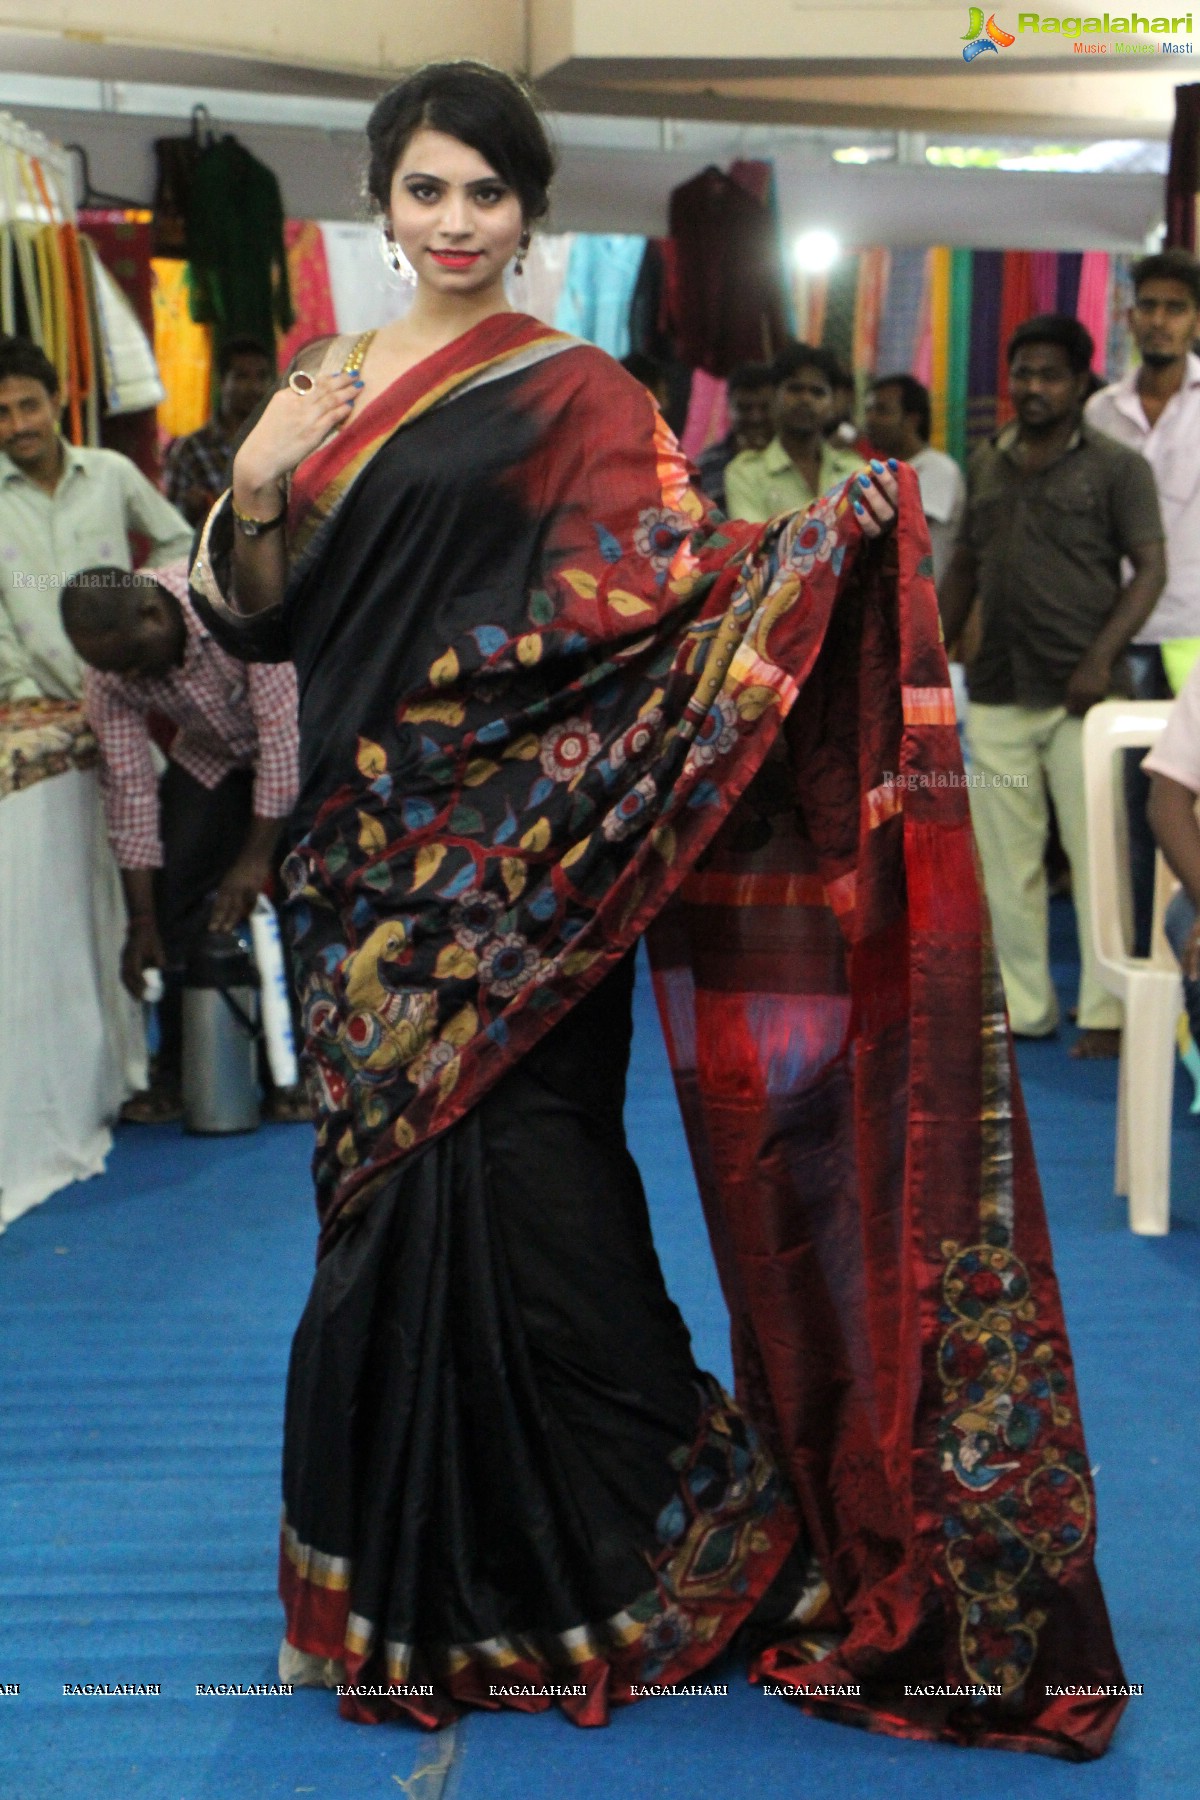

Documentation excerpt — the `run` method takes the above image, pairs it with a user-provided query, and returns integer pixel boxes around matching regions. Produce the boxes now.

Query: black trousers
[152,763,296,1088]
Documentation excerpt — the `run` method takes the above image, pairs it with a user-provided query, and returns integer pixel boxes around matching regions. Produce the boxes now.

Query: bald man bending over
[62,560,305,1123]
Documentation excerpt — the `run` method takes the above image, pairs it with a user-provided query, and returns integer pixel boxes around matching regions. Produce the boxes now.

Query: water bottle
[249,895,299,1089]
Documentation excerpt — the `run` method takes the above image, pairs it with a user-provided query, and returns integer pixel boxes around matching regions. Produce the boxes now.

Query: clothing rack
[0,111,75,224]
[0,110,93,442]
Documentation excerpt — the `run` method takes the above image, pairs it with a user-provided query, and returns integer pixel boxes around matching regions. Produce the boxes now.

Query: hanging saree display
[0,122,97,446]
[192,310,1124,1760]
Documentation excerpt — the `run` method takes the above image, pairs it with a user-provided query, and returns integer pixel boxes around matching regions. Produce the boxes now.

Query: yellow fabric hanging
[928,245,953,450]
[152,257,213,439]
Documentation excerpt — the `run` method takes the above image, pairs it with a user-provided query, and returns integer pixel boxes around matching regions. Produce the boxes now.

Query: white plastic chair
[1082,700,1181,1236]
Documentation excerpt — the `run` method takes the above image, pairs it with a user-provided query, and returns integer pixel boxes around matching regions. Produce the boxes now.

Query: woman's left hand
[852,460,900,538]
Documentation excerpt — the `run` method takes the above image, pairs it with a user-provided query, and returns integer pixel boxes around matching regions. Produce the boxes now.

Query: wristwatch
[232,497,287,538]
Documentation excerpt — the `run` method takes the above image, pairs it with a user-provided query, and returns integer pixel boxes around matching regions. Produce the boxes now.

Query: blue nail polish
[870,459,884,472]
[352,379,365,388]
[852,498,865,513]
[858,472,871,487]
[887,457,898,470]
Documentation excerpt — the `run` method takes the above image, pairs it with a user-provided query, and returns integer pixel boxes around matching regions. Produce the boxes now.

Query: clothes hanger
[191,105,216,149]
[63,143,144,210]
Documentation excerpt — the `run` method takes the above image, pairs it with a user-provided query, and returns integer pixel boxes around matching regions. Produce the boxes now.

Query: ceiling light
[794,229,840,273]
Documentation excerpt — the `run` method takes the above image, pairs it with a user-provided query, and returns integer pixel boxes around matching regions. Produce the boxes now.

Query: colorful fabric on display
[997,251,1036,423]
[665,167,789,375]
[185,135,293,356]
[913,252,933,388]
[506,231,574,328]
[1107,255,1135,383]
[947,248,973,468]
[319,222,415,335]
[820,253,859,375]
[79,208,159,477]
[680,367,729,460]
[1055,250,1083,318]
[793,270,827,348]
[277,220,337,371]
[553,233,646,359]
[0,699,96,799]
[1076,253,1111,375]
[193,310,1125,1759]
[85,245,165,414]
[1166,82,1200,249]
[967,248,1004,450]
[1030,250,1059,314]
[152,257,213,441]
[851,248,889,378]
[927,247,952,449]
[874,247,927,377]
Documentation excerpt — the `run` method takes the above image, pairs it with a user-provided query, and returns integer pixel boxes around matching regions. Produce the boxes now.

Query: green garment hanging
[185,134,293,358]
[947,248,973,469]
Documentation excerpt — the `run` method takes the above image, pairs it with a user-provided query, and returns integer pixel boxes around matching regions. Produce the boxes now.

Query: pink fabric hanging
[912,251,934,386]
[277,220,337,370]
[1030,250,1058,314]
[1076,252,1111,374]
[680,367,730,459]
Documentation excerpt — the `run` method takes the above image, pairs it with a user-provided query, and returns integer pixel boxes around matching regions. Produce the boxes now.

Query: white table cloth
[0,708,144,1230]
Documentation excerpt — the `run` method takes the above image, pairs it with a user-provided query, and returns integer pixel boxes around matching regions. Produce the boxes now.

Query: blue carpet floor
[2,904,1198,1799]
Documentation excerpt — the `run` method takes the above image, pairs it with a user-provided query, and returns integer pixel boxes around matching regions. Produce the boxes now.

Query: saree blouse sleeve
[189,489,291,662]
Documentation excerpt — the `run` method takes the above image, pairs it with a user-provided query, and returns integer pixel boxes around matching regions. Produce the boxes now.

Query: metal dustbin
[182,932,261,1135]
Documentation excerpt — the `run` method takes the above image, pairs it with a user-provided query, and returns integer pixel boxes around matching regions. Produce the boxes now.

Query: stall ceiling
[0,3,1178,245]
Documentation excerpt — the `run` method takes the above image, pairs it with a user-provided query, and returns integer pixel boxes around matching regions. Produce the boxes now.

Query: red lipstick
[430,250,483,270]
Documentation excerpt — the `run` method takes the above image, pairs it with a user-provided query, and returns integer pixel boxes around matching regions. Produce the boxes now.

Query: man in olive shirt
[725,343,863,522]
[0,336,192,702]
[940,314,1165,1056]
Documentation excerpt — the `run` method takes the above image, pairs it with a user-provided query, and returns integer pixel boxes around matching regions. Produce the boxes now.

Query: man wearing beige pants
[940,313,1166,1056]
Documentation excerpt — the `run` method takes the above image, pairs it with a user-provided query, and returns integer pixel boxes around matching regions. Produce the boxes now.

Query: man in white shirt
[1086,248,1200,951]
[0,336,193,702]
[864,373,966,584]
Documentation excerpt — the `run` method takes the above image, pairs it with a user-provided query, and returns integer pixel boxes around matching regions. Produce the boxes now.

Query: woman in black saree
[190,61,1127,1758]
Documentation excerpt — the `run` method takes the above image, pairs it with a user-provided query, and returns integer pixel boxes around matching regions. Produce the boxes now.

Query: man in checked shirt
[60,558,306,1124]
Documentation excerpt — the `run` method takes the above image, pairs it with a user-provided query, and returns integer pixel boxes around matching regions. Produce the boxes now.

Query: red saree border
[280,1386,800,1730]
[287,312,574,558]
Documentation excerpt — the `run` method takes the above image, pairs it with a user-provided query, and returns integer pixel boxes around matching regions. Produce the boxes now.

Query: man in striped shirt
[61,559,303,1123]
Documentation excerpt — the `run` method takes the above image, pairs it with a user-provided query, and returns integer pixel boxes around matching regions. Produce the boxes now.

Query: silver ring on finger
[288,370,316,397]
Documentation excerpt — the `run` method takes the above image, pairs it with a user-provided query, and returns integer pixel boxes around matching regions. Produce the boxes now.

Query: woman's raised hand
[852,460,900,538]
[233,371,364,507]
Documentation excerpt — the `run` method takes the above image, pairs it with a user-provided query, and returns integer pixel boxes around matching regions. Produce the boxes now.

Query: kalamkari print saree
[191,309,1126,1758]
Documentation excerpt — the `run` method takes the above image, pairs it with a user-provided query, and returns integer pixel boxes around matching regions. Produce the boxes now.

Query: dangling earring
[514,231,531,277]
[379,230,404,274]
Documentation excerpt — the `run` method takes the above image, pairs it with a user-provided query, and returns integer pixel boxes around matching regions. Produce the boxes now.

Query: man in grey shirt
[0,336,192,702]
[939,313,1165,1057]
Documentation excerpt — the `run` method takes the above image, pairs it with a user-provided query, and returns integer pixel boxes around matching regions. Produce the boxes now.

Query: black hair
[870,371,932,442]
[366,61,555,226]
[727,361,775,395]
[0,335,59,397]
[770,341,843,390]
[1130,247,1200,307]
[60,566,155,643]
[217,335,273,379]
[1006,313,1095,376]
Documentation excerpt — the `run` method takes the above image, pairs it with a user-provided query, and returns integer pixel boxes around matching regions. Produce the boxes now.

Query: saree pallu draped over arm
[192,311,1125,1759]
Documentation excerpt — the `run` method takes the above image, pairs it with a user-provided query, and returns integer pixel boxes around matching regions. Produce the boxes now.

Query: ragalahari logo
[962,8,1017,57]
